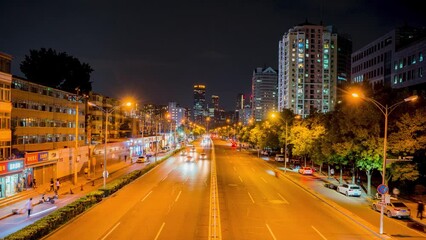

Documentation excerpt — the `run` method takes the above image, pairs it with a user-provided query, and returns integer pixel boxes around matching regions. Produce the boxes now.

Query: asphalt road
[44,143,213,240]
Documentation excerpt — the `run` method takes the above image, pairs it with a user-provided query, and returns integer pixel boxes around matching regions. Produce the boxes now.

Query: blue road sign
[377,184,388,195]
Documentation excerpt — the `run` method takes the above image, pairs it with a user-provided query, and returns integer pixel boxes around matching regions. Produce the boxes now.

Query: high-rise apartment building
[278,22,351,117]
[193,84,206,124]
[0,52,12,160]
[168,102,186,127]
[251,67,277,121]
[351,26,426,89]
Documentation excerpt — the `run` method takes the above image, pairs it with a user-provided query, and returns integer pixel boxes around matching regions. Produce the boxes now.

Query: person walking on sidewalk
[49,178,54,192]
[25,198,33,218]
[56,179,61,192]
[417,201,424,220]
[32,178,37,189]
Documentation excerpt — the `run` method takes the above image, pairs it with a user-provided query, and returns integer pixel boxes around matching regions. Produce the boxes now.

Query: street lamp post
[352,93,417,235]
[89,101,131,188]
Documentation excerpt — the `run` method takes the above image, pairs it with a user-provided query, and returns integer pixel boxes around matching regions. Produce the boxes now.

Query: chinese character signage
[25,151,49,165]
[0,159,24,175]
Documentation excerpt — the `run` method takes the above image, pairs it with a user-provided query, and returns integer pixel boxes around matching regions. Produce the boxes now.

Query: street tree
[20,48,93,94]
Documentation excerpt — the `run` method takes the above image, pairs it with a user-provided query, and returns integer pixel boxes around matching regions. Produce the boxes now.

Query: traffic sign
[377,184,388,195]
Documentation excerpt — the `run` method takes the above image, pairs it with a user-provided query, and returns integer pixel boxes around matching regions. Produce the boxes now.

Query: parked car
[275,154,285,162]
[180,151,187,156]
[337,184,362,197]
[199,153,207,159]
[371,200,411,218]
[324,183,337,190]
[136,156,147,163]
[298,167,313,175]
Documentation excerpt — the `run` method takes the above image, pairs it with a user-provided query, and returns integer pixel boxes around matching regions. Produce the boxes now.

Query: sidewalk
[309,169,426,230]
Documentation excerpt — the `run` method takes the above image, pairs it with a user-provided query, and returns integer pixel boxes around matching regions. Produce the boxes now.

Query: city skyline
[1,0,425,110]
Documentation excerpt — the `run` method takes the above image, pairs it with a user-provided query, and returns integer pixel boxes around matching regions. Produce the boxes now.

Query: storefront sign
[38,152,48,161]
[8,160,24,171]
[25,151,49,165]
[0,159,24,175]
[0,162,7,174]
[25,153,39,165]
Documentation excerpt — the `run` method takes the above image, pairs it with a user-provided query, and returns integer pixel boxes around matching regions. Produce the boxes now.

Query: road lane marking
[101,222,120,240]
[260,177,268,183]
[239,176,243,182]
[233,166,237,172]
[141,191,152,202]
[277,193,289,204]
[161,175,168,182]
[266,224,277,240]
[251,167,255,172]
[175,190,182,202]
[312,226,327,240]
[154,222,165,240]
[247,192,255,203]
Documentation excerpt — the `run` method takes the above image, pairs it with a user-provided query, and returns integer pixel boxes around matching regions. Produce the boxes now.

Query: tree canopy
[20,48,93,94]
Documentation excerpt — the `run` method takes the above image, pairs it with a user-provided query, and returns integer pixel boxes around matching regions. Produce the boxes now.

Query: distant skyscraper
[211,95,219,120]
[278,21,351,118]
[193,84,206,124]
[168,102,186,126]
[251,67,277,121]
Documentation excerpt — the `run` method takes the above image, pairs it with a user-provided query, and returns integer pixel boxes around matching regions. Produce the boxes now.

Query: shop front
[25,151,57,187]
[0,159,25,198]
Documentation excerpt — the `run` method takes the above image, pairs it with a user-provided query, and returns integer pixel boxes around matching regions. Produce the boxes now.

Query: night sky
[1,0,425,110]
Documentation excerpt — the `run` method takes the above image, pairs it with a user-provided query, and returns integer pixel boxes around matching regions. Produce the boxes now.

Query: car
[275,154,285,162]
[337,184,362,197]
[180,151,187,156]
[136,156,147,163]
[190,147,196,152]
[186,155,193,161]
[324,183,337,190]
[298,167,313,175]
[199,153,207,159]
[372,200,411,218]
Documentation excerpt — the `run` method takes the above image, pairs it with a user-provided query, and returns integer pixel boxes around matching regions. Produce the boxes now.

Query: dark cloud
[1,0,425,110]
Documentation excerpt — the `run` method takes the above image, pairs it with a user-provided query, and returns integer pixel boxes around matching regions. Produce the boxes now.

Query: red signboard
[0,161,7,174]
[25,153,39,165]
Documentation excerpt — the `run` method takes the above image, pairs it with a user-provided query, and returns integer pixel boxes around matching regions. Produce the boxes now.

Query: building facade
[0,52,12,160]
[278,22,348,118]
[193,84,206,124]
[351,26,426,89]
[251,67,277,121]
[11,76,85,152]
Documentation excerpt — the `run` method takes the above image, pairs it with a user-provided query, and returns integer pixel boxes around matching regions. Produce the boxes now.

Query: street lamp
[88,101,132,188]
[351,92,417,235]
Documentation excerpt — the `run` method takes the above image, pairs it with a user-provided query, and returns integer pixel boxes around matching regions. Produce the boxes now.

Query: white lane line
[161,175,168,182]
[277,193,289,204]
[238,176,243,182]
[247,192,255,203]
[233,166,237,171]
[260,177,268,183]
[154,222,165,240]
[141,191,152,202]
[175,190,182,202]
[312,225,328,240]
[266,224,277,240]
[101,222,120,240]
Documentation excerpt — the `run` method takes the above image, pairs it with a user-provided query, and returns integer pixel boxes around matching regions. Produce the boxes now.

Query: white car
[199,153,207,159]
[371,200,411,218]
[298,167,313,175]
[275,154,285,162]
[337,184,362,197]
[136,156,147,163]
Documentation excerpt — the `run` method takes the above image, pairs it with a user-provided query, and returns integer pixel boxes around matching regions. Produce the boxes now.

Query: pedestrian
[49,178,54,192]
[25,198,33,218]
[330,168,335,176]
[417,201,424,220]
[124,155,127,162]
[56,179,60,192]
[32,178,37,189]
[84,167,89,177]
[356,176,361,186]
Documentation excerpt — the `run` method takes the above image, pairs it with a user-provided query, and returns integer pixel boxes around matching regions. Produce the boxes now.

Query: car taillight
[394,208,400,211]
